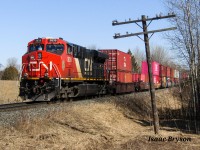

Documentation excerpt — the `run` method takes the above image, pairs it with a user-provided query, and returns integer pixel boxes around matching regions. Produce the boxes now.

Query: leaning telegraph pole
[112,13,176,134]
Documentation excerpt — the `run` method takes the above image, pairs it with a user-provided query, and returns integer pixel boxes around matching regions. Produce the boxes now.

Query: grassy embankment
[0,80,199,149]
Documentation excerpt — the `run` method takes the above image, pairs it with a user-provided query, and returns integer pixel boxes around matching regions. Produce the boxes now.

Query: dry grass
[0,99,200,149]
[0,80,22,104]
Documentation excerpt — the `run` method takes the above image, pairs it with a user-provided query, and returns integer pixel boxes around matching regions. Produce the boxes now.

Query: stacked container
[141,61,161,88]
[170,68,175,86]
[132,73,146,82]
[132,73,140,82]
[174,69,180,84]
[160,65,167,88]
[166,67,171,77]
[99,49,132,83]
[181,72,189,80]
[166,67,171,87]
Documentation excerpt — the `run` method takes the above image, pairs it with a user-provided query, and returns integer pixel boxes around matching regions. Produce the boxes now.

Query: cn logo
[29,61,48,71]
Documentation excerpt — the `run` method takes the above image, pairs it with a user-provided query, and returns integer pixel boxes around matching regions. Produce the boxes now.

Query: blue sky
[0,0,171,68]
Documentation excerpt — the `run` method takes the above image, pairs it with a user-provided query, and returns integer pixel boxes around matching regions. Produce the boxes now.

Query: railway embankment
[0,81,199,149]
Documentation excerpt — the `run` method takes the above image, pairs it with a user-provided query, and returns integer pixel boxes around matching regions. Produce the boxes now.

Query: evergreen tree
[127,49,140,73]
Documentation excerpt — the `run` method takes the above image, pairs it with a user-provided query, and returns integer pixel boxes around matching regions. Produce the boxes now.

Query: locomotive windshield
[29,44,44,52]
[46,44,64,55]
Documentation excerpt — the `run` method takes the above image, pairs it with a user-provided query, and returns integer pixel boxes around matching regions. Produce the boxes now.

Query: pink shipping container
[99,49,132,72]
[141,61,160,76]
[160,65,167,77]
[109,71,132,83]
[153,75,161,88]
[141,74,161,84]
[153,75,160,84]
[140,74,146,82]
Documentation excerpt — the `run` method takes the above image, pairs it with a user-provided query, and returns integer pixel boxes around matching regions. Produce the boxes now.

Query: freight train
[19,37,188,101]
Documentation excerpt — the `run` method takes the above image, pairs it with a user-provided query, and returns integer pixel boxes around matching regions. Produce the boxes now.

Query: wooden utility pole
[142,15,159,134]
[112,13,176,134]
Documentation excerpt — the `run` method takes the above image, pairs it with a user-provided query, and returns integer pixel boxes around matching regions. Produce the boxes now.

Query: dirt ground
[0,81,199,149]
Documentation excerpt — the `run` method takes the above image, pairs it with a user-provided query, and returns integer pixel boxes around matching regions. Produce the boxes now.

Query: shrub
[1,66,19,80]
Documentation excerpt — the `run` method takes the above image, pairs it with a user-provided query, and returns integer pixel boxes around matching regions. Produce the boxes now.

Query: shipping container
[153,75,160,84]
[99,49,132,72]
[160,65,167,77]
[153,75,161,88]
[141,61,160,76]
[109,70,132,83]
[140,74,146,82]
[180,72,189,80]
[170,68,175,78]
[174,69,179,78]
[140,74,160,84]
[132,73,140,82]
[161,77,167,88]
[166,67,171,77]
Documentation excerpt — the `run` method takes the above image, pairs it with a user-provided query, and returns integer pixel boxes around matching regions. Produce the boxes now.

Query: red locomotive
[19,37,110,101]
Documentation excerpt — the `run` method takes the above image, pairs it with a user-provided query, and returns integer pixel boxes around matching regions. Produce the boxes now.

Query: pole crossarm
[113,27,177,39]
[112,14,176,26]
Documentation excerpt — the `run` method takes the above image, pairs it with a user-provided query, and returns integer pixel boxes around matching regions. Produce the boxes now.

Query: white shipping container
[174,70,179,78]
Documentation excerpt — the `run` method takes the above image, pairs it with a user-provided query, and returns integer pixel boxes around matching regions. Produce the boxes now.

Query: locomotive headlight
[38,52,42,59]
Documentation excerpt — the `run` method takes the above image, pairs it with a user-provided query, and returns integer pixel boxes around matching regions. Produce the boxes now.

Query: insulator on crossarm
[115,33,120,36]
[112,20,118,24]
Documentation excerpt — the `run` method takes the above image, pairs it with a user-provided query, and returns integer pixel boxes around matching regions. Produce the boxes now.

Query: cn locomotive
[19,37,113,101]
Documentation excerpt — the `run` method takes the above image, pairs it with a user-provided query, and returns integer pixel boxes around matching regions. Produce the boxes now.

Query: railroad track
[0,88,172,112]
[0,101,52,112]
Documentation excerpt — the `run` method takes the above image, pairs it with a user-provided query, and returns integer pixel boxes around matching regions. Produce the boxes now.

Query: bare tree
[151,45,173,66]
[132,47,146,72]
[0,64,3,70]
[7,57,20,71]
[165,0,199,124]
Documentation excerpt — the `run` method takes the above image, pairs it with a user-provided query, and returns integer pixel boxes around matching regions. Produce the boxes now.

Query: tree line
[0,57,19,80]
